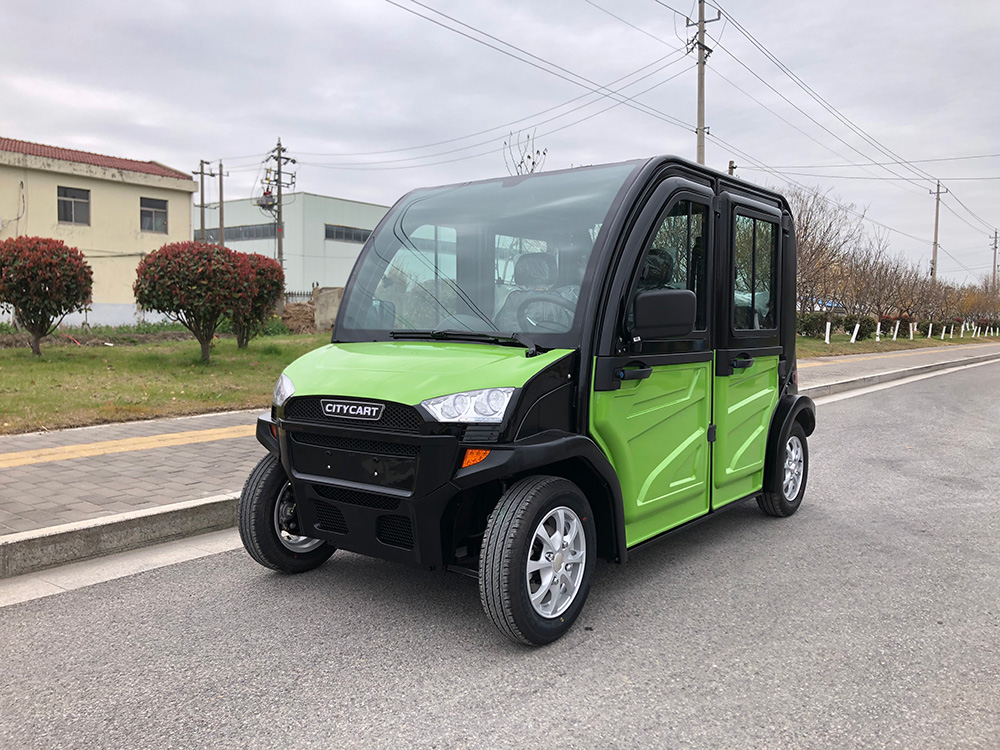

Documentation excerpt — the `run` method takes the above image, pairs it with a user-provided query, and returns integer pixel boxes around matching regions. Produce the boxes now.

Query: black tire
[758,421,809,517]
[479,475,597,646]
[238,453,335,573]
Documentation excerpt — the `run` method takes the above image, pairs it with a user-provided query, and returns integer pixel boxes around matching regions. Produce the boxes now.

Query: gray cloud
[2,0,998,281]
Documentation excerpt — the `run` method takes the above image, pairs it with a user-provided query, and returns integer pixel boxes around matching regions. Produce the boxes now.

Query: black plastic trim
[255,412,279,456]
[763,394,816,496]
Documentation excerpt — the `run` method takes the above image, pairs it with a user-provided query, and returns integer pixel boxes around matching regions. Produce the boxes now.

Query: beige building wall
[0,152,196,309]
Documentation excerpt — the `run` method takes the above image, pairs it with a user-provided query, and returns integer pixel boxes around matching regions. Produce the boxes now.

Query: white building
[194,192,389,294]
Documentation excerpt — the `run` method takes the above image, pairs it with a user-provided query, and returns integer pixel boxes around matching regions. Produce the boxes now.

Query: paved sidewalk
[0,410,261,535]
[797,340,1000,390]
[2,340,1000,574]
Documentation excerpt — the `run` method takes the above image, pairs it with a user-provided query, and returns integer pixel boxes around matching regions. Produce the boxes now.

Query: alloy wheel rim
[526,505,586,618]
[273,483,324,553]
[782,435,804,501]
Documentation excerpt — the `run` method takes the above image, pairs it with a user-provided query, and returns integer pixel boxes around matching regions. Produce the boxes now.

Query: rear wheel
[239,453,335,573]
[479,475,596,646]
[758,421,809,517]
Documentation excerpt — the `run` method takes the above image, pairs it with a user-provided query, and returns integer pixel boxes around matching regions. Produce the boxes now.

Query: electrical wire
[302,53,689,167]
[384,0,694,130]
[298,63,696,171]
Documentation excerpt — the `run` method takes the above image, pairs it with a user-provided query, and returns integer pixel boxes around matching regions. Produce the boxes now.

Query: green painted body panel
[590,360,712,546]
[711,355,779,508]
[283,342,573,405]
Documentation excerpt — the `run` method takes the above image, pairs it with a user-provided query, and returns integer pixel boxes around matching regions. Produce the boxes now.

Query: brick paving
[0,411,263,535]
[1,341,999,539]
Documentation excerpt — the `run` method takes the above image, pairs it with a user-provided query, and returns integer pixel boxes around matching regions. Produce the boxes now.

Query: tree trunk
[199,337,212,363]
[30,333,41,356]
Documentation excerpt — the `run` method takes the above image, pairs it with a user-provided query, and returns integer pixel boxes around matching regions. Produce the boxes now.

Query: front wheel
[758,421,809,517]
[239,453,335,573]
[479,475,597,646]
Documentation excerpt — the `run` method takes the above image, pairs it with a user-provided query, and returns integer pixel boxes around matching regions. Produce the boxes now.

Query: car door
[590,180,715,547]
[711,195,783,508]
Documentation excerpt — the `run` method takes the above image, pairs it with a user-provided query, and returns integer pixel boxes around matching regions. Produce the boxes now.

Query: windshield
[338,162,638,349]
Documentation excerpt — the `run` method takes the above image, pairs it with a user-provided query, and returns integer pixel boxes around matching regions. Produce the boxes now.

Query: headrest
[513,252,558,287]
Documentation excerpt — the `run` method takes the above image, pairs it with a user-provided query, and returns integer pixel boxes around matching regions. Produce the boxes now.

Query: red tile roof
[0,137,192,181]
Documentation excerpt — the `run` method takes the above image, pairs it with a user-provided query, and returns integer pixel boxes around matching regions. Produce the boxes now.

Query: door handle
[731,356,754,369]
[618,366,652,381]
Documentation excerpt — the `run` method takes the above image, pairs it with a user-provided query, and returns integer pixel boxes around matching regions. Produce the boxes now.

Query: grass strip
[0,334,329,435]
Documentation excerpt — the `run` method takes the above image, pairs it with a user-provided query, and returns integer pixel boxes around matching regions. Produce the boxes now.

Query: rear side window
[633,200,709,331]
[733,215,778,330]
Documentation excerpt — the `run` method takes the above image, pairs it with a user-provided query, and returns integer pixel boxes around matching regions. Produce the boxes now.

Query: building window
[194,222,278,243]
[140,198,168,233]
[325,224,371,244]
[57,187,90,225]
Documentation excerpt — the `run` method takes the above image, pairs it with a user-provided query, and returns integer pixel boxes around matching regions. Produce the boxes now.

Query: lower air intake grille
[292,432,419,457]
[313,484,401,511]
[314,500,348,534]
[376,515,413,549]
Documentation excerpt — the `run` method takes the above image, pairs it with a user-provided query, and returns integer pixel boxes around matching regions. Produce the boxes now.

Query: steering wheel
[515,293,577,333]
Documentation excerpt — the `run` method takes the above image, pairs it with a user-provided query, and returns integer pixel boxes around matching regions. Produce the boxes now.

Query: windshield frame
[333,160,643,351]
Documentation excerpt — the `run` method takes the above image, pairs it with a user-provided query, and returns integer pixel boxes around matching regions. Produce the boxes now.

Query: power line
[303,52,689,167]
[299,63,696,172]
[384,0,693,130]
[710,1,938,186]
[736,168,1000,182]
[296,47,686,159]
[759,153,1000,169]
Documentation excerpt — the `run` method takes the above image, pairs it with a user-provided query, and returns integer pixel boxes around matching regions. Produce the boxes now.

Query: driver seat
[493,252,559,331]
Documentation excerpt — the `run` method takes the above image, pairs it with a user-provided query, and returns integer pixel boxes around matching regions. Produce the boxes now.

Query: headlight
[421,387,515,424]
[273,373,295,407]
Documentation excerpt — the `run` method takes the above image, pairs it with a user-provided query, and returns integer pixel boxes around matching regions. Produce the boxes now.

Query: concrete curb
[0,493,238,580]
[799,351,1000,398]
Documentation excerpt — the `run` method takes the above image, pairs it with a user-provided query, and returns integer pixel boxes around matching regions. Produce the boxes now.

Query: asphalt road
[2,364,998,749]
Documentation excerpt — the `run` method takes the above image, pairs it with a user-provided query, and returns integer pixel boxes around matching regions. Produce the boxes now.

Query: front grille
[314,500,349,534]
[291,432,419,457]
[284,397,423,432]
[377,515,414,550]
[463,425,502,443]
[313,484,401,511]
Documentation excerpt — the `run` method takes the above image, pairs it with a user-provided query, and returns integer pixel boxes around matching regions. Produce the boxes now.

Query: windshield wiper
[389,329,539,357]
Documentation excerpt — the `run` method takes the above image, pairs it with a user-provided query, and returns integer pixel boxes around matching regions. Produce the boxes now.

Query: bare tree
[784,186,866,315]
[503,130,547,176]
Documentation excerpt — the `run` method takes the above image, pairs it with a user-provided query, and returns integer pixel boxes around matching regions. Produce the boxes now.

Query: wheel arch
[446,433,629,565]
[763,393,815,496]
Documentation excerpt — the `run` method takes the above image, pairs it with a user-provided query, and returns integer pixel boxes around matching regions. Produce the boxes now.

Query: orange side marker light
[461,448,491,469]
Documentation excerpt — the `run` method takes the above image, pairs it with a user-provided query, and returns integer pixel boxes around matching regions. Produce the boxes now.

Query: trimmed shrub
[134,242,240,362]
[841,314,858,334]
[230,252,285,348]
[0,236,93,355]
[796,311,827,338]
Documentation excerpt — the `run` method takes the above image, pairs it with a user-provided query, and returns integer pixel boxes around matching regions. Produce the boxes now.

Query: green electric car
[239,156,816,645]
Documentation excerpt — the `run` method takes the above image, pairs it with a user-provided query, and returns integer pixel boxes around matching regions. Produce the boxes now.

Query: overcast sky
[3,0,999,284]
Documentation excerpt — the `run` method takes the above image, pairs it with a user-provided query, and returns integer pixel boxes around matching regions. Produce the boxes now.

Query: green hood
[283,342,573,405]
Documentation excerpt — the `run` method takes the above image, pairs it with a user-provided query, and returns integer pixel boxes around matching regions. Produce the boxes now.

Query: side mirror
[632,289,696,340]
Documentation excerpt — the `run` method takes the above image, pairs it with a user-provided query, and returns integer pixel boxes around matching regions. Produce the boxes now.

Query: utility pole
[993,230,998,294]
[728,160,737,176]
[218,161,225,249]
[687,1,720,165]
[930,180,948,281]
[259,138,296,313]
[192,160,217,240]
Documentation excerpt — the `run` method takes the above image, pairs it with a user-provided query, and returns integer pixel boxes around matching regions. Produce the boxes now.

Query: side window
[633,200,709,331]
[733,214,778,330]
